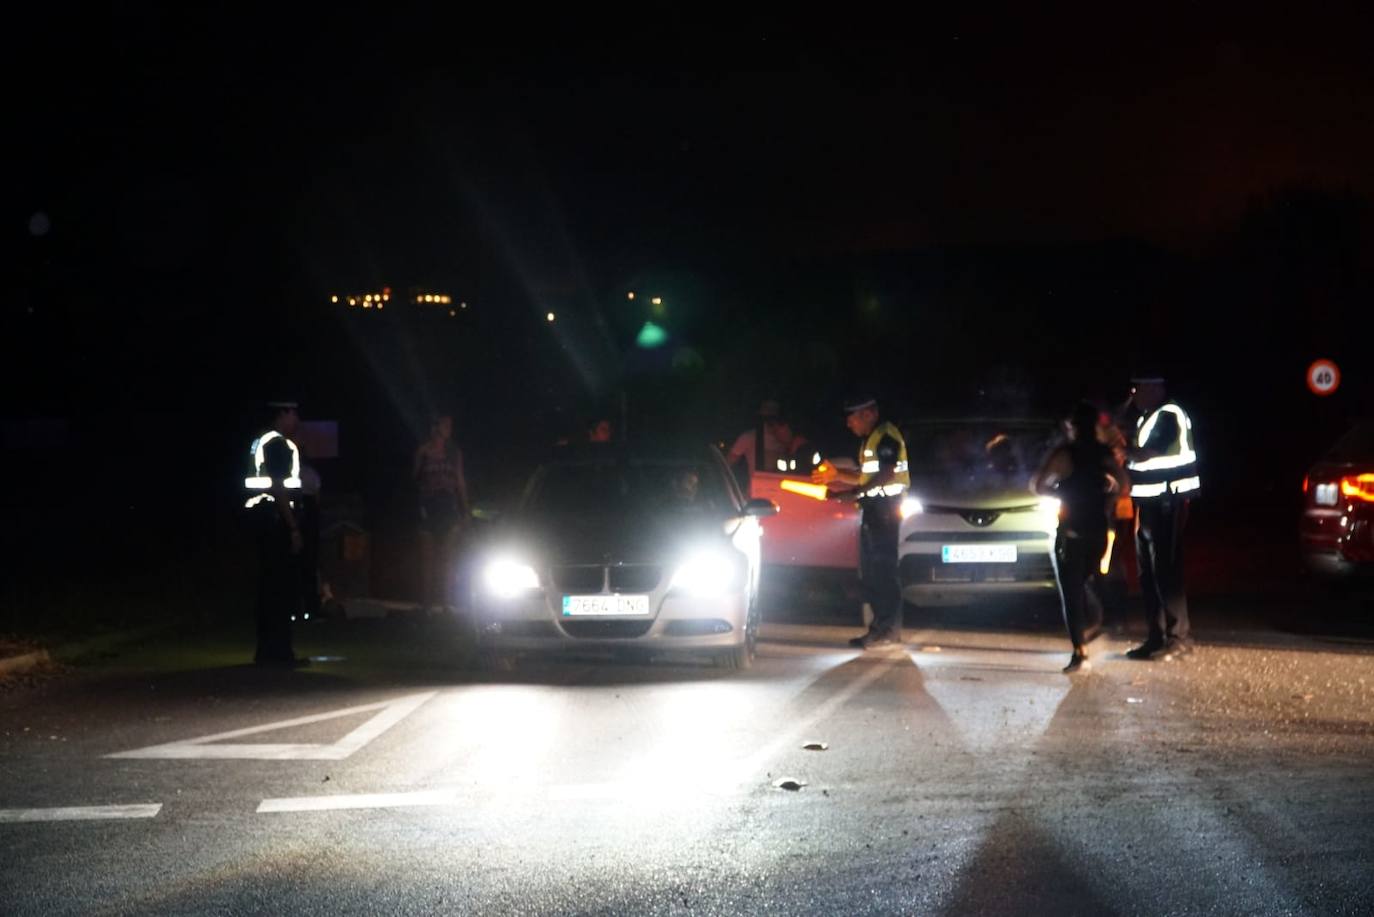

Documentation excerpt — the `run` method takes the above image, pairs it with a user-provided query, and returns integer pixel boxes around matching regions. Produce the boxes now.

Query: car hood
[907,472,1040,511]
[488,511,732,567]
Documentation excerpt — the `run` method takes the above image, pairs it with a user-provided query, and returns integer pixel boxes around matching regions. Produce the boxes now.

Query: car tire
[717,595,760,671]
[716,643,752,670]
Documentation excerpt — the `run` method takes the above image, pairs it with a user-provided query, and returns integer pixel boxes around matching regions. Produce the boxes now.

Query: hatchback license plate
[562,595,650,616]
[942,545,1017,564]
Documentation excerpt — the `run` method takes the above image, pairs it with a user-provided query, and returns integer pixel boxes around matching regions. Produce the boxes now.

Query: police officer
[814,395,911,648]
[244,400,309,667]
[1124,374,1200,661]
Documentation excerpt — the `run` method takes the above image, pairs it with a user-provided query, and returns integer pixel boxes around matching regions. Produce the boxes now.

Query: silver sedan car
[471,443,778,668]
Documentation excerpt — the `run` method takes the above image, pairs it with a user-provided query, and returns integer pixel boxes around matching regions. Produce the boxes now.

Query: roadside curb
[47,623,175,665]
[0,650,51,678]
[0,623,175,683]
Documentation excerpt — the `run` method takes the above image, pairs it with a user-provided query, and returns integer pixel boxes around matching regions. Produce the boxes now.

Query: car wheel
[717,595,759,671]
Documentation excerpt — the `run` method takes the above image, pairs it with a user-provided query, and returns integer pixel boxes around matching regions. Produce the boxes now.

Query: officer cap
[842,394,878,414]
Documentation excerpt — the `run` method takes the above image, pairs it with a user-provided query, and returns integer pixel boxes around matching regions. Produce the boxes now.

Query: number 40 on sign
[1307,359,1341,397]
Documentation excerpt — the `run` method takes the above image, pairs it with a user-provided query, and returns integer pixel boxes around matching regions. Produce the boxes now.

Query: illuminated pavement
[2,615,1373,915]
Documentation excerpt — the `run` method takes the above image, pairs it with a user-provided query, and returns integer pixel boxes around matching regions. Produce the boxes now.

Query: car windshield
[524,460,735,517]
[1327,420,1374,463]
[904,422,1057,486]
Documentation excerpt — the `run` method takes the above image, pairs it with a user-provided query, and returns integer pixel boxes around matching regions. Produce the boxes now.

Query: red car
[1301,419,1374,578]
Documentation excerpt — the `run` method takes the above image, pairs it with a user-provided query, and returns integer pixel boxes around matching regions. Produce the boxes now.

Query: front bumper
[899,550,1057,602]
[475,591,749,653]
[1301,506,1374,578]
[898,509,1057,602]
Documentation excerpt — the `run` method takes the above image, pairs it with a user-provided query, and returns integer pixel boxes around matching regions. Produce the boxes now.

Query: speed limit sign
[1307,359,1341,396]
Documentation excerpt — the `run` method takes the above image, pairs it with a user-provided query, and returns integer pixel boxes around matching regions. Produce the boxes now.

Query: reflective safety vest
[857,421,911,499]
[1127,403,1200,499]
[244,430,302,509]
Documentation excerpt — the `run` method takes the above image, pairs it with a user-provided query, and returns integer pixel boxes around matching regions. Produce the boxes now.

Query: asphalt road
[2,596,1373,916]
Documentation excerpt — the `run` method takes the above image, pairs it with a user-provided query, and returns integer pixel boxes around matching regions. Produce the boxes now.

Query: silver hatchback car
[898,419,1062,606]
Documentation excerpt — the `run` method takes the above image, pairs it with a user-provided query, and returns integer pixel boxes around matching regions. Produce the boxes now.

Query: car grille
[901,553,1054,585]
[550,565,605,593]
[488,621,560,639]
[560,620,655,639]
[904,531,1046,543]
[609,565,663,592]
[550,564,663,594]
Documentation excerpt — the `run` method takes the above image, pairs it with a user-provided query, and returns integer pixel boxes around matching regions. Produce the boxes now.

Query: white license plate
[562,595,650,616]
[942,545,1017,564]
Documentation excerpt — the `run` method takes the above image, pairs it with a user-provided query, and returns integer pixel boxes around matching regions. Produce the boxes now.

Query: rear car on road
[1301,419,1374,579]
[898,419,1062,606]
[471,442,778,667]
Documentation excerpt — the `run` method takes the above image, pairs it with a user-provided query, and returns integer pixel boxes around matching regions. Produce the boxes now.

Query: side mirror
[743,498,780,518]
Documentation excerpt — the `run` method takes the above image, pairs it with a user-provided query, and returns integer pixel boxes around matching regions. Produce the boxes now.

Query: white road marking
[257,789,457,813]
[0,804,162,823]
[916,660,1071,754]
[106,691,438,761]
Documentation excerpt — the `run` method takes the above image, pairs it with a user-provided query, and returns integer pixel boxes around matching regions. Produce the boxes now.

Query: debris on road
[1126,697,1144,704]
[773,778,807,791]
[802,741,828,751]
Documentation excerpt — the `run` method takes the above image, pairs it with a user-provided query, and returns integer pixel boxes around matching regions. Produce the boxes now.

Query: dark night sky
[18,15,1374,272]
[9,11,1374,506]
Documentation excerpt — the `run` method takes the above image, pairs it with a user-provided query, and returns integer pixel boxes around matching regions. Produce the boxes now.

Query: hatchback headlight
[483,558,540,598]
[900,497,924,520]
[670,552,736,597]
[1037,497,1062,516]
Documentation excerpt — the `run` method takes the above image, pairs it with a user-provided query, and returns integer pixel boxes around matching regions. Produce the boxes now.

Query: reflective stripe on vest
[857,421,911,498]
[1127,403,1199,499]
[245,431,302,508]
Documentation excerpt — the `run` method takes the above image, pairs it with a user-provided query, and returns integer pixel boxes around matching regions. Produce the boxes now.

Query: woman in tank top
[1034,402,1130,673]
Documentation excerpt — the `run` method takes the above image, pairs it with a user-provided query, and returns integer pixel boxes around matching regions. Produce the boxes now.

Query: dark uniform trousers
[254,506,300,664]
[1052,528,1108,647]
[1135,497,1191,644]
[859,498,902,639]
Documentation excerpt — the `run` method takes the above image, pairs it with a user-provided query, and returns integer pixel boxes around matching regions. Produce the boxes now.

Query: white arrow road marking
[258,789,458,813]
[914,653,1072,755]
[0,804,162,822]
[106,691,438,761]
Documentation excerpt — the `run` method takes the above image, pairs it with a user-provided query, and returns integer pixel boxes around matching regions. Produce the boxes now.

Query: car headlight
[670,551,737,597]
[483,558,540,598]
[900,497,924,520]
[1037,496,1062,516]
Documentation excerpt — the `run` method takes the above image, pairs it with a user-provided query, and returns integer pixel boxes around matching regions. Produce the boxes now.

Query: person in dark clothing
[245,401,309,667]
[1034,402,1130,673]
[1124,375,1200,660]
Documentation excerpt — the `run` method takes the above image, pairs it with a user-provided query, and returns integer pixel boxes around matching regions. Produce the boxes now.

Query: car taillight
[1302,475,1309,494]
[1340,473,1374,503]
